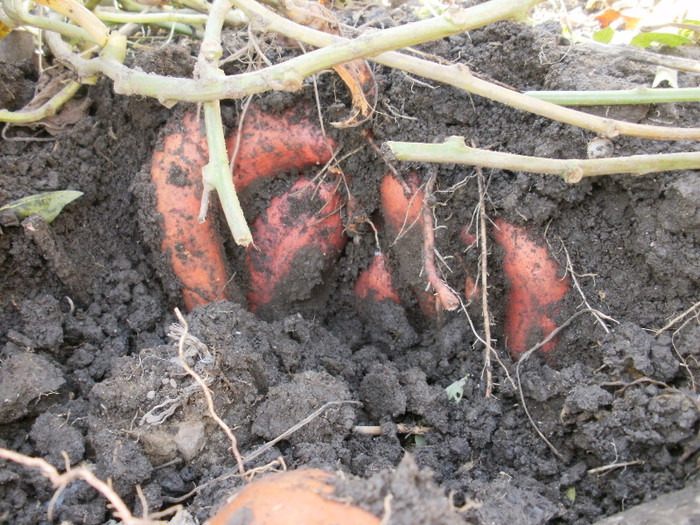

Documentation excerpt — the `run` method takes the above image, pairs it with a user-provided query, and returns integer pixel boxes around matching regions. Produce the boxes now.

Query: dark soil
[1,6,699,525]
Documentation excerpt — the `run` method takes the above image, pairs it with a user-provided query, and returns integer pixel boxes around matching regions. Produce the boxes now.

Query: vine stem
[523,86,700,106]
[234,0,700,141]
[387,137,700,181]
[197,0,252,245]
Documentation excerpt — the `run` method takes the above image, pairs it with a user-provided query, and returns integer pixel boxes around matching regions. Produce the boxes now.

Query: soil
[1,4,699,525]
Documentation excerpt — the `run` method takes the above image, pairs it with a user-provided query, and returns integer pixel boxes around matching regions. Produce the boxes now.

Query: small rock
[175,420,206,462]
[168,509,197,525]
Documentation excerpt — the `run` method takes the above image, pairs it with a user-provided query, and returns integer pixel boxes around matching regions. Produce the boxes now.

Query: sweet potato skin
[379,172,424,236]
[245,177,346,316]
[354,252,400,304]
[493,218,570,359]
[226,103,336,194]
[209,469,380,525]
[150,111,230,311]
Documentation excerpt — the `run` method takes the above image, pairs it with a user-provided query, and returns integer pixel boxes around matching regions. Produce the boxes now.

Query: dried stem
[515,309,603,461]
[559,239,617,333]
[653,300,700,337]
[243,400,360,466]
[0,448,169,524]
[476,165,494,397]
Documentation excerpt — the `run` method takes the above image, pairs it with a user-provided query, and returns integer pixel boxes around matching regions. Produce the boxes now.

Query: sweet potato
[354,252,400,304]
[209,469,380,525]
[151,102,337,312]
[246,177,346,316]
[493,218,570,359]
[380,172,460,318]
[150,111,230,311]
[380,172,424,236]
[226,103,335,194]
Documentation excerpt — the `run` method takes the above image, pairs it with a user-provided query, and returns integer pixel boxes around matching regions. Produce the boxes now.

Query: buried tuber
[151,107,571,360]
[226,103,335,194]
[149,111,231,311]
[493,218,570,360]
[208,469,379,525]
[246,176,346,316]
[150,102,339,314]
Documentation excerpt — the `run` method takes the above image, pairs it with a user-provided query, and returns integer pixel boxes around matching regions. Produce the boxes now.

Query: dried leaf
[595,9,622,29]
[0,21,12,39]
[281,0,377,128]
[38,96,92,135]
[331,59,377,128]
[652,66,678,88]
[12,70,91,134]
[0,190,83,223]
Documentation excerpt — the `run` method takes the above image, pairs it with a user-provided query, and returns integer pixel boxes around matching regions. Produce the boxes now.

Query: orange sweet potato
[226,103,336,194]
[151,102,339,313]
[246,177,346,315]
[379,172,460,319]
[354,252,400,304]
[209,469,379,525]
[149,111,230,311]
[493,218,570,359]
[379,172,424,236]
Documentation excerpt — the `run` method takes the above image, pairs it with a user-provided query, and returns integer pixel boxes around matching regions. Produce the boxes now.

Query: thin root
[0,448,176,524]
[173,308,246,476]
[422,169,460,311]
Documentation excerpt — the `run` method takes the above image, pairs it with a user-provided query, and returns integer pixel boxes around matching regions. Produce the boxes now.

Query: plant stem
[197,0,252,246]
[33,0,109,46]
[523,86,700,106]
[177,0,248,26]
[95,9,208,26]
[235,0,700,141]
[387,136,700,182]
[3,0,95,43]
[28,0,700,141]
[39,0,538,101]
[0,81,82,123]
[201,102,252,246]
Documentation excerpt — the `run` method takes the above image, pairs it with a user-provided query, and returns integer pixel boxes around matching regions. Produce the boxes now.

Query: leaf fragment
[0,190,83,223]
[630,32,694,48]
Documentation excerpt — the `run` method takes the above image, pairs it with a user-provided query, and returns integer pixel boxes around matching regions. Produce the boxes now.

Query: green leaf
[0,190,83,223]
[565,486,576,503]
[413,435,427,447]
[679,20,700,41]
[446,378,466,403]
[593,27,614,44]
[630,32,694,48]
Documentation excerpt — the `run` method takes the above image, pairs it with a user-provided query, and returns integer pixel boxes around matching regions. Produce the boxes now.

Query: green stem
[387,136,700,182]
[95,9,209,26]
[37,0,700,141]
[33,0,109,46]
[198,0,252,246]
[38,0,538,101]
[3,0,95,44]
[202,101,252,246]
[523,87,700,106]
[235,0,700,141]
[0,81,82,123]
[177,0,248,26]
